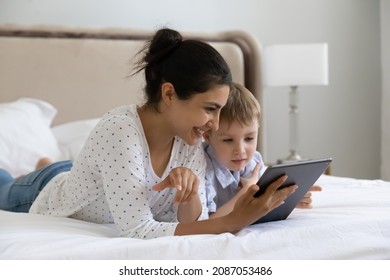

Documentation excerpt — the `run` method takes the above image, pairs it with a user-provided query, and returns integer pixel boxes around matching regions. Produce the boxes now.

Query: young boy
[203,83,320,218]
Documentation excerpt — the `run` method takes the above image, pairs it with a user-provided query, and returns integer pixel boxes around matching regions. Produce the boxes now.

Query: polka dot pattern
[30,104,208,239]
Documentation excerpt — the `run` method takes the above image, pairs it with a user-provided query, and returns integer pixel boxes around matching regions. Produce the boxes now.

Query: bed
[0,25,389,260]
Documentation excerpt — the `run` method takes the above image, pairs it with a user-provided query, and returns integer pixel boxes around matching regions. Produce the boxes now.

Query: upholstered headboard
[0,25,264,154]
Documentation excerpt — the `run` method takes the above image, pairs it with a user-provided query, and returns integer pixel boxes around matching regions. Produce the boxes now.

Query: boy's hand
[296,185,322,209]
[239,163,261,192]
[153,167,199,206]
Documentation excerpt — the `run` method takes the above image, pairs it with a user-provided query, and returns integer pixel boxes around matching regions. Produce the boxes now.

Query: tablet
[252,158,332,224]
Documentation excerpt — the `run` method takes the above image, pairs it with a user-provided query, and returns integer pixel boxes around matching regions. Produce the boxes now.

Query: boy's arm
[153,167,203,223]
[177,195,203,223]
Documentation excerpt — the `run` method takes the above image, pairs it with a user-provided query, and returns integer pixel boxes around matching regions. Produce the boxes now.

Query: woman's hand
[227,175,298,230]
[296,185,322,209]
[211,163,262,219]
[152,167,199,205]
[153,167,202,223]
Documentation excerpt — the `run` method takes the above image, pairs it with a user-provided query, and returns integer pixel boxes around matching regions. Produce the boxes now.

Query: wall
[381,0,390,180]
[0,0,383,179]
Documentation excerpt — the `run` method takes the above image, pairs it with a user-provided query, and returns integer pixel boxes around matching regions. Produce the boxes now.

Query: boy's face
[204,118,259,172]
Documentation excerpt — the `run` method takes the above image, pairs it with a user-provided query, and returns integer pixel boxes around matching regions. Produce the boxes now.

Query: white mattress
[1,175,389,260]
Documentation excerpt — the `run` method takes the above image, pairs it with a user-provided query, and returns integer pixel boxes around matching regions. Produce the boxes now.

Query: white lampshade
[263,43,329,87]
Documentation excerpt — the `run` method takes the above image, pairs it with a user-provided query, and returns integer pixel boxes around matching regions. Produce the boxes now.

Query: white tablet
[252,158,332,224]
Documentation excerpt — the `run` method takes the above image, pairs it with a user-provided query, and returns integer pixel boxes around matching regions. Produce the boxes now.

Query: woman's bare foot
[35,157,52,170]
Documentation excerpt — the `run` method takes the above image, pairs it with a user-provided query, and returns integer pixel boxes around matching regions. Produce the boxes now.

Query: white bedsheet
[1,175,389,260]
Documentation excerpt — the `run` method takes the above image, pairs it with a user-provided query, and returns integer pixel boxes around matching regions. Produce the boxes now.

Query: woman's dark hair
[132,28,232,108]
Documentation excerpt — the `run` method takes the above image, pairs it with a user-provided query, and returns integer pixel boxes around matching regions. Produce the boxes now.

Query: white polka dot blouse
[30,104,208,239]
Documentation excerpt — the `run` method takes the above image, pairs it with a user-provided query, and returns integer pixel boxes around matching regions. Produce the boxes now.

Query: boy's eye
[222,138,233,142]
[245,137,254,142]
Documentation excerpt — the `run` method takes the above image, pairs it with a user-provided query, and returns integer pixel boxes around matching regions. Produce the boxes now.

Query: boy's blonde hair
[219,82,261,127]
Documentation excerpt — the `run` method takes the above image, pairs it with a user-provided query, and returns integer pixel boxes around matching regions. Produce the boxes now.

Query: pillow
[52,118,100,161]
[0,98,61,178]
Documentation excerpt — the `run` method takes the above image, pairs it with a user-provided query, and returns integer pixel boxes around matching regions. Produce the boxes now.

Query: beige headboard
[0,25,264,154]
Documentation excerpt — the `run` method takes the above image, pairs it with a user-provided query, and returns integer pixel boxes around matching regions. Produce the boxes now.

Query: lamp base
[277,150,305,164]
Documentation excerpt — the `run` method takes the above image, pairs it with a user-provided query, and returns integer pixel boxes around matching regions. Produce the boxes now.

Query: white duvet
[1,175,389,260]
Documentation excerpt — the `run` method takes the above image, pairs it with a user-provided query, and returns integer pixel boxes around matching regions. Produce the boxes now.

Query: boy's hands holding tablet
[297,185,323,209]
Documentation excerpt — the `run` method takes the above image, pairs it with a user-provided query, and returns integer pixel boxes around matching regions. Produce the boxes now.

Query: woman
[0,28,296,239]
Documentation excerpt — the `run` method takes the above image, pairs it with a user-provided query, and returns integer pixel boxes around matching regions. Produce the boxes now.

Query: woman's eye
[205,107,216,113]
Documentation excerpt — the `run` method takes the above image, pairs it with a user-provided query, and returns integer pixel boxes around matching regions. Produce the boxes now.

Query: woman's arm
[209,163,261,219]
[175,176,297,235]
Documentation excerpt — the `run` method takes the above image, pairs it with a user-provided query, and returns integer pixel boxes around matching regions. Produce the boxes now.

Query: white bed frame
[0,25,265,154]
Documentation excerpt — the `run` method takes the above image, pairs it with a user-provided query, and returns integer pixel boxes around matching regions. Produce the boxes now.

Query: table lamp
[263,43,329,162]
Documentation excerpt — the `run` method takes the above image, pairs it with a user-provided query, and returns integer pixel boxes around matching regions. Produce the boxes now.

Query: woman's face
[169,85,229,145]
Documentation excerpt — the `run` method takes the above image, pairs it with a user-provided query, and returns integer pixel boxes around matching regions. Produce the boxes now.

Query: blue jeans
[0,160,72,212]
